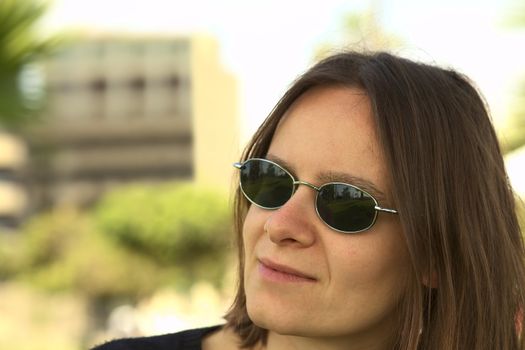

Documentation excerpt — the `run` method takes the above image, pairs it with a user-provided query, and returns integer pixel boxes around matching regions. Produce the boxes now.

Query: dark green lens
[316,184,377,232]
[240,159,294,208]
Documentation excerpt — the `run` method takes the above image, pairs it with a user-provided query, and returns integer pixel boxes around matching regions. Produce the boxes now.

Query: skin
[204,86,411,350]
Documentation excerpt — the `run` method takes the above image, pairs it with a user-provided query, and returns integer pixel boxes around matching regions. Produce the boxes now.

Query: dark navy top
[91,325,222,350]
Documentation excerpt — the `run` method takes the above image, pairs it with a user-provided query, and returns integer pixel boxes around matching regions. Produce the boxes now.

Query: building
[0,132,28,226]
[25,34,239,209]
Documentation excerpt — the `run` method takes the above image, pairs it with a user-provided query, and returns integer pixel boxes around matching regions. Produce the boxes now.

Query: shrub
[4,182,233,301]
[93,182,232,266]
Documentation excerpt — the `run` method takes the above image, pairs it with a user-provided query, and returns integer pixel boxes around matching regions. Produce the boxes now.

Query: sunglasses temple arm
[233,162,243,169]
[375,206,398,215]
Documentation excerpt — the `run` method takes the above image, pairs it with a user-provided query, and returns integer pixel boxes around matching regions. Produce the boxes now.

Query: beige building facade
[26,34,238,209]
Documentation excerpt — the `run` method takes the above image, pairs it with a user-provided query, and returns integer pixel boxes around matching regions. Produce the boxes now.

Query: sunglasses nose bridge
[293,180,320,192]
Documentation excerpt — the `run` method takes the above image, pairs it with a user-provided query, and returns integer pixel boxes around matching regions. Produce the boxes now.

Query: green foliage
[0,230,25,279]
[0,0,60,128]
[6,208,156,300]
[0,0,51,66]
[93,182,232,265]
[1,182,233,302]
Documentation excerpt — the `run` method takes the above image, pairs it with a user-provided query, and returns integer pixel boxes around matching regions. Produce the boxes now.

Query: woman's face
[242,86,411,347]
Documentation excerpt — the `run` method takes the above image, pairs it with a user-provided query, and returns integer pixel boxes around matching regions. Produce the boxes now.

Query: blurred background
[0,0,523,349]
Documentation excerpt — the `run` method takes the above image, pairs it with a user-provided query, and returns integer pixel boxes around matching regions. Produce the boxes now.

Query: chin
[246,303,321,337]
[250,315,305,336]
[247,301,294,332]
[244,274,325,337]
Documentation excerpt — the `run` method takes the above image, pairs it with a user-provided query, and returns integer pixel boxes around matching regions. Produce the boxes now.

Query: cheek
[328,226,411,301]
[242,206,266,260]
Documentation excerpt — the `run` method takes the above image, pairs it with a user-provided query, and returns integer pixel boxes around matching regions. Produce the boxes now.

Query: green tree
[0,182,234,343]
[0,0,58,128]
[1,182,233,301]
[93,182,232,272]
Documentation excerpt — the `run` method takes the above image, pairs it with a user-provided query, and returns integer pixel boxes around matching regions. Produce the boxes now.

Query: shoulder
[91,325,223,350]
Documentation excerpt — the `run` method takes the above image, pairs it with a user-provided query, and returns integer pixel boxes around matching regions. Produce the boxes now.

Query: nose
[264,186,317,247]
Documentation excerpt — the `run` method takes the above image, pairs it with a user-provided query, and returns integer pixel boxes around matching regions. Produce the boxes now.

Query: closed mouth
[258,258,317,282]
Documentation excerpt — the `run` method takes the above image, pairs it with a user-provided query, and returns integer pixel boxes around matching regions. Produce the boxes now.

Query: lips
[258,257,317,282]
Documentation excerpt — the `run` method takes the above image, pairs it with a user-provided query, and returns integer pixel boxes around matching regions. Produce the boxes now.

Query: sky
[41,0,525,142]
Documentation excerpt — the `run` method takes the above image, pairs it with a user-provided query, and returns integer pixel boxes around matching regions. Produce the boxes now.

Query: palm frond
[0,0,60,128]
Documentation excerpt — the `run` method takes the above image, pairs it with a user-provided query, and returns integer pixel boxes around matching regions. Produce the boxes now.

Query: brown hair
[224,51,525,350]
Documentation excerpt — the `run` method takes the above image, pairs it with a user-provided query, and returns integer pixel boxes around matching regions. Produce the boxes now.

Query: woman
[93,52,525,350]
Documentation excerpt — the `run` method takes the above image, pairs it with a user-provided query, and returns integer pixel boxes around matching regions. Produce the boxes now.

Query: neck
[263,330,394,350]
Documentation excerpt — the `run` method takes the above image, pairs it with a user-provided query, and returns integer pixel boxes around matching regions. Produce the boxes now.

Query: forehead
[267,85,389,196]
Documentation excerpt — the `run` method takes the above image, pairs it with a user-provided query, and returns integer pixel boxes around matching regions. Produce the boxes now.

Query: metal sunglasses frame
[233,157,398,234]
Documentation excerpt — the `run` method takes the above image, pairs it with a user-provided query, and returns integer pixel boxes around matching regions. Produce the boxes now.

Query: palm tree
[0,0,58,129]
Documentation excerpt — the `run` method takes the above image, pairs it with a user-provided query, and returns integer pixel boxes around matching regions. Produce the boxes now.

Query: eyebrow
[265,154,388,203]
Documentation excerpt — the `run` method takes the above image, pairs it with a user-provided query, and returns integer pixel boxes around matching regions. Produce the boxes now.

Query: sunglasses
[234,158,398,233]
